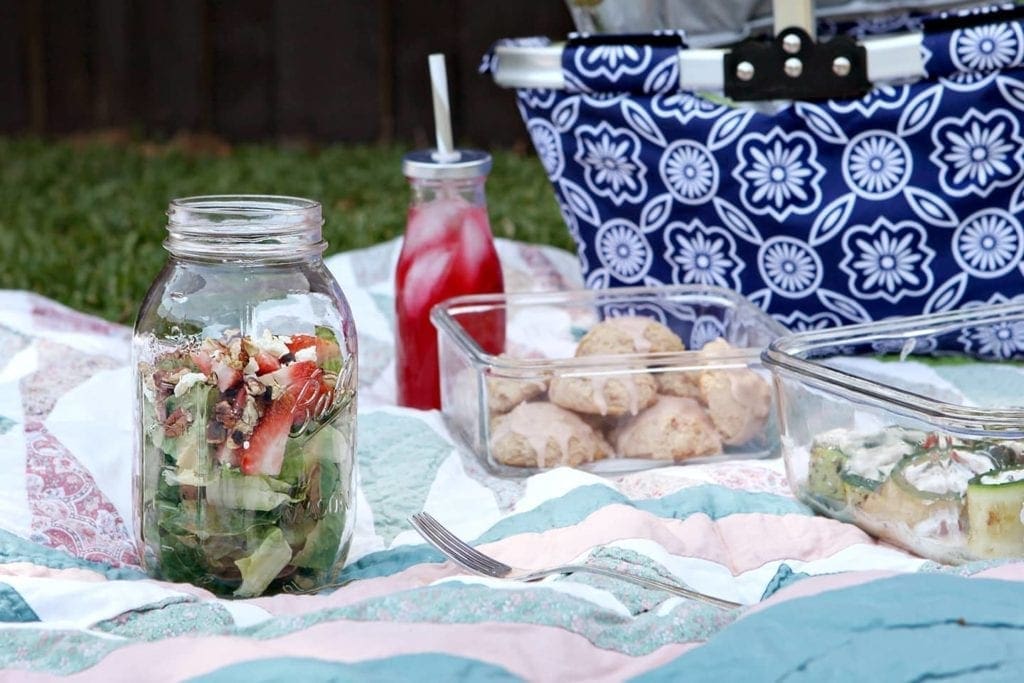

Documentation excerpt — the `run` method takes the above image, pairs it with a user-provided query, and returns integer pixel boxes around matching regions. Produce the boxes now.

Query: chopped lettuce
[277,440,306,486]
[141,328,355,598]
[314,326,343,375]
[291,454,346,570]
[290,510,345,570]
[160,382,213,470]
[234,527,292,597]
[165,468,296,511]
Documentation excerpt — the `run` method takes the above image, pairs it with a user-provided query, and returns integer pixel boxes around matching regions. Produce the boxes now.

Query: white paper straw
[428,53,460,163]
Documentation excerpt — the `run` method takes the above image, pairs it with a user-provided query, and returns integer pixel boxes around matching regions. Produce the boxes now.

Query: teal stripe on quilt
[189,654,520,683]
[0,630,122,674]
[635,485,810,520]
[357,412,456,545]
[340,545,444,583]
[474,484,632,544]
[345,484,808,583]
[0,529,145,580]
[634,573,1024,681]
[236,582,736,656]
[0,582,38,622]
[481,484,807,544]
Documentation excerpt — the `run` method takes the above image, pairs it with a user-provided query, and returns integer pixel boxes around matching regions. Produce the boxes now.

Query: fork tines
[410,512,511,578]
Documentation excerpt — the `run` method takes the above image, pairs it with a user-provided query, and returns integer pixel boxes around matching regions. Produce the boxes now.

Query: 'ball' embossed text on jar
[132,195,357,598]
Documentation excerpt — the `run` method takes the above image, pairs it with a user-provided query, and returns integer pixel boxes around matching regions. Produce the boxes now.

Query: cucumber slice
[967,468,1024,559]
[807,445,846,504]
[858,448,998,535]
[842,471,882,508]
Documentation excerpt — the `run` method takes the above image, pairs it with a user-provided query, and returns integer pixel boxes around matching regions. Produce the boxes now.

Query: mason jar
[132,195,357,598]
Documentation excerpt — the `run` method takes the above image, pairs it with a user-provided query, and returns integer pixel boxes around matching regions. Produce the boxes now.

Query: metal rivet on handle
[736,61,755,81]
[784,57,803,78]
[782,34,802,54]
[833,56,852,77]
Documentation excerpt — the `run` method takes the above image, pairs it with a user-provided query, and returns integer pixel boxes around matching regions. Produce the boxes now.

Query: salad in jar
[137,326,355,598]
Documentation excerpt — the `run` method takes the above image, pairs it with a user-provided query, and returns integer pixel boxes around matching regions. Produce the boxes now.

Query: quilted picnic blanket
[3,238,1024,682]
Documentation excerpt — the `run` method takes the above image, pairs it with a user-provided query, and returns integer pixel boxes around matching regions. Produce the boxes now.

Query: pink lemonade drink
[396,195,505,409]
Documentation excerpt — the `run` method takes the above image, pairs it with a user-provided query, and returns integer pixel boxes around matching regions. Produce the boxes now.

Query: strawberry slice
[286,335,317,355]
[254,351,281,375]
[241,361,324,476]
[212,358,242,392]
[287,332,342,375]
[192,350,213,375]
[239,392,295,476]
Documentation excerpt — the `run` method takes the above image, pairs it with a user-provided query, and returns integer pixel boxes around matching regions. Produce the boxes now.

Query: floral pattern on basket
[496,6,1024,341]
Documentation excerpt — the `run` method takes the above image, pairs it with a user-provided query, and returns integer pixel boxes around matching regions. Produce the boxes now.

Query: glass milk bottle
[132,195,357,598]
[395,151,505,409]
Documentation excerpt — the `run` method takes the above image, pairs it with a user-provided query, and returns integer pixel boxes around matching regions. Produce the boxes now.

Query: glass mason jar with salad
[132,195,357,598]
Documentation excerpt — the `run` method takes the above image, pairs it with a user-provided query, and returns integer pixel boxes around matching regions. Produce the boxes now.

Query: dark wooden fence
[0,1,574,146]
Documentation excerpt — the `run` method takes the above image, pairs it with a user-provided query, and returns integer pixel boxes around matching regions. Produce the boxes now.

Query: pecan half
[163,407,191,438]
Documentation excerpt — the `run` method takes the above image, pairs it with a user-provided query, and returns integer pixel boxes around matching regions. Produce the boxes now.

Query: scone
[486,373,548,414]
[610,395,723,461]
[489,401,612,468]
[657,337,733,399]
[699,368,772,446]
[695,338,773,445]
[576,316,685,356]
[548,371,658,416]
[655,368,702,400]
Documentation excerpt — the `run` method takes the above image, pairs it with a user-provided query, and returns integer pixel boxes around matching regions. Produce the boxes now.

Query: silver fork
[409,512,741,610]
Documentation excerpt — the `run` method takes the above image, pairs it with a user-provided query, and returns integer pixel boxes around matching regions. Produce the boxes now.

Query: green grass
[0,137,570,324]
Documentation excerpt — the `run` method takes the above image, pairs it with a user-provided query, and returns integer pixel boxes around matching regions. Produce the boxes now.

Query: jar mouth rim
[165,195,326,260]
[169,194,321,220]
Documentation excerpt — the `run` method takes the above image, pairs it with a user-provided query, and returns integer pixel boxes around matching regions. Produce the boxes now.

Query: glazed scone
[485,373,548,414]
[548,371,658,416]
[657,337,734,399]
[699,337,736,359]
[490,401,612,468]
[611,395,723,461]
[576,316,685,357]
[655,368,702,400]
[699,368,772,446]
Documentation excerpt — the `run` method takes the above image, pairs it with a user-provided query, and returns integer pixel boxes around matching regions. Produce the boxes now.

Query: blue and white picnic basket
[485,2,1024,334]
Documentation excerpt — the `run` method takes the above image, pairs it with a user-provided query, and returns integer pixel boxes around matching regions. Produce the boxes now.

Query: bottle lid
[402,149,492,180]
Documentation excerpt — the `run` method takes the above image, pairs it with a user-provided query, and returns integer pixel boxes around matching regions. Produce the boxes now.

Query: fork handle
[520,564,742,610]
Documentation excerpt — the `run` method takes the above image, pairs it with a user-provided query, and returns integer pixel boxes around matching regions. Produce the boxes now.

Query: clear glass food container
[132,195,358,598]
[763,303,1024,564]
[432,284,785,477]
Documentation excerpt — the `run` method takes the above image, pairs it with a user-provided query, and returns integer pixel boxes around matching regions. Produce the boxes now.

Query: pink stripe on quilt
[0,562,108,583]
[248,507,874,618]
[18,621,699,683]
[475,505,875,576]
[249,563,458,616]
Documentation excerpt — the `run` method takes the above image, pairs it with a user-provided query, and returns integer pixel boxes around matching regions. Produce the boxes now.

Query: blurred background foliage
[0,136,568,324]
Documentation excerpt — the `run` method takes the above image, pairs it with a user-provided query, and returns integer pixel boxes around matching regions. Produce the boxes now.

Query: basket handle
[774,0,815,40]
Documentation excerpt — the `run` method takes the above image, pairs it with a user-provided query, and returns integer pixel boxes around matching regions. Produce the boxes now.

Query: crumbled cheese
[254,330,291,359]
[294,346,318,363]
[840,428,915,480]
[174,372,209,397]
[244,356,259,376]
[904,450,994,496]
